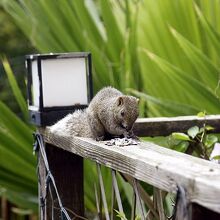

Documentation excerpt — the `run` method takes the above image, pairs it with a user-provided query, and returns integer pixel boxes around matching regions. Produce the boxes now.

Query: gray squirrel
[50,87,139,140]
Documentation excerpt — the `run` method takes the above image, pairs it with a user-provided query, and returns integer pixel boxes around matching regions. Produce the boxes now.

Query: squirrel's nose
[121,123,130,131]
[121,123,128,130]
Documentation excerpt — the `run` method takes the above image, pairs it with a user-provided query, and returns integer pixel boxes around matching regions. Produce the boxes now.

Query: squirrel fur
[50,87,139,140]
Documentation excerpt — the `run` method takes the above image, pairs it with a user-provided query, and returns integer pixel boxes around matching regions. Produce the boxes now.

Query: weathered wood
[154,188,165,220]
[133,115,220,136]
[97,164,110,220]
[133,179,145,220]
[111,170,123,214]
[131,190,136,220]
[122,173,159,219]
[40,127,220,214]
[38,143,84,220]
[1,197,10,220]
[38,150,46,220]
[190,203,220,220]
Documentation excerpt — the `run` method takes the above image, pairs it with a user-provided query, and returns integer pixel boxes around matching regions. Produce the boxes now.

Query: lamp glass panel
[41,57,88,107]
[31,60,40,109]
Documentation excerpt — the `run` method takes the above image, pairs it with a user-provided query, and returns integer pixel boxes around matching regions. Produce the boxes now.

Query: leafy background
[0,0,220,218]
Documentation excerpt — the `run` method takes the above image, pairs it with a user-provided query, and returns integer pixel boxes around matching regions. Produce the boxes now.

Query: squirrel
[49,87,139,141]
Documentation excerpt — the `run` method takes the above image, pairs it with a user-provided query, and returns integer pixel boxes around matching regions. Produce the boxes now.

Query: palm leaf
[0,167,37,193]
[0,101,33,145]
[2,57,29,122]
[2,189,38,211]
[0,130,35,165]
[142,49,220,113]
[128,89,199,116]
[194,3,220,53]
[169,26,220,92]
[0,142,36,181]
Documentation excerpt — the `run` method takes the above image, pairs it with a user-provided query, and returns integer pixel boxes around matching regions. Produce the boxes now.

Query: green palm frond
[0,60,37,211]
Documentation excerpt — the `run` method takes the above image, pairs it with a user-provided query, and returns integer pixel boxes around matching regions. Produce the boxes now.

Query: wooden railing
[38,115,220,220]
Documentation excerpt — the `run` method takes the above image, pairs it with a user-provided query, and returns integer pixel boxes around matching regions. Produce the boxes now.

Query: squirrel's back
[49,109,94,138]
[89,86,122,105]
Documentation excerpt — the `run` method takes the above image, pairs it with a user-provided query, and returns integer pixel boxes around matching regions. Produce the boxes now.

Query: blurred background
[0,0,220,219]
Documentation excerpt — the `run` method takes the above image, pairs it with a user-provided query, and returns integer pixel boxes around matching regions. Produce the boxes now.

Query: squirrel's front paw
[123,131,139,140]
[123,131,130,138]
[95,135,105,141]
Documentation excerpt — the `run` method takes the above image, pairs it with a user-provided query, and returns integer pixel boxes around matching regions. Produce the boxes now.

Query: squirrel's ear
[117,96,124,106]
[136,98,140,104]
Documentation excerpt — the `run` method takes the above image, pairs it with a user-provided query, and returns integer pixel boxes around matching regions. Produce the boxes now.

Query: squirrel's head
[114,96,139,132]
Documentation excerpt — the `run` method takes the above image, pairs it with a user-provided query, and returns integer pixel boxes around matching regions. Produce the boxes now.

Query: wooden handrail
[133,115,220,136]
[40,125,220,214]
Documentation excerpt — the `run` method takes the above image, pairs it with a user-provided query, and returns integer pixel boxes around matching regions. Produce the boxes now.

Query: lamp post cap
[25,52,91,60]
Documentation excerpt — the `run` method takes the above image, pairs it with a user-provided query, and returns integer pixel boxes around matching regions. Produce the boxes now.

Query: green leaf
[2,57,29,122]
[169,26,220,91]
[4,189,38,212]
[71,0,104,47]
[172,133,190,141]
[194,3,220,53]
[172,141,189,153]
[128,89,199,116]
[135,216,141,220]
[205,125,215,131]
[205,135,218,149]
[0,143,36,182]
[10,207,33,216]
[197,111,206,117]
[199,127,205,134]
[0,167,37,193]
[212,155,220,160]
[0,101,33,146]
[115,210,128,220]
[187,126,199,139]
[100,0,123,60]
[142,49,220,113]
[0,129,35,166]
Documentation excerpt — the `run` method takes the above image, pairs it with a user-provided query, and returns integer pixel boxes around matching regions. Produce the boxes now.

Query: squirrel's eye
[121,111,125,117]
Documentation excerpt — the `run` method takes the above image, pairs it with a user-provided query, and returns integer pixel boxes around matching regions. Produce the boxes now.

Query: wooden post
[190,203,220,220]
[1,197,11,220]
[38,143,84,220]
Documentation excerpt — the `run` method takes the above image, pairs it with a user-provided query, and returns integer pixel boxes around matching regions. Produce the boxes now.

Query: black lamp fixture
[25,52,93,126]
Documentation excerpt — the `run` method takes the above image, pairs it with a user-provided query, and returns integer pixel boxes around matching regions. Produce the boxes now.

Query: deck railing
[38,115,220,220]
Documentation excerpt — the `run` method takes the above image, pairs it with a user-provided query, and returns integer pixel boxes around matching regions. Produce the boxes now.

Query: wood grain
[133,115,220,136]
[40,127,220,214]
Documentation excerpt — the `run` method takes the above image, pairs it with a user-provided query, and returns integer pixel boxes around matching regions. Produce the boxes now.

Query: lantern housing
[26,52,93,126]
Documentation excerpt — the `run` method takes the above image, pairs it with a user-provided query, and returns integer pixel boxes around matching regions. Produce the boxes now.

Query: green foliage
[2,57,29,122]
[0,6,33,57]
[2,0,220,117]
[115,209,141,220]
[170,124,218,159]
[115,210,127,220]
[0,59,38,211]
[171,132,191,141]
[138,0,220,116]
[187,126,200,139]
[1,0,141,94]
[212,155,220,160]
[197,111,207,117]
